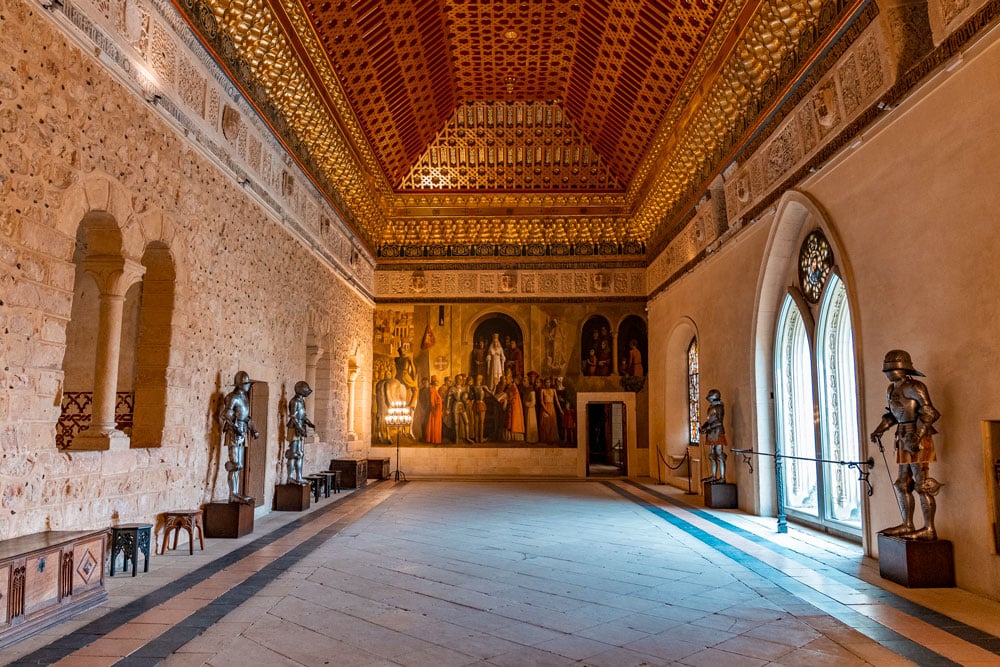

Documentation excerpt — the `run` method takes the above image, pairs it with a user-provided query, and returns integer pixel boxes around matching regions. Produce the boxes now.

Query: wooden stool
[160,510,205,555]
[304,474,326,502]
[317,471,340,495]
[110,523,152,576]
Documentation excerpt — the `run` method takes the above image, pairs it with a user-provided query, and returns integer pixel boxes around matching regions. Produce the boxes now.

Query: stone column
[71,255,146,451]
[346,362,358,441]
[611,330,620,376]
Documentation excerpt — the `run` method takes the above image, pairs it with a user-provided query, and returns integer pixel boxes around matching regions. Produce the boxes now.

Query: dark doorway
[244,381,269,508]
[587,401,626,477]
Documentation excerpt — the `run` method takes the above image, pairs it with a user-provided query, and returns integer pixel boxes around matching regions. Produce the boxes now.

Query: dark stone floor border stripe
[623,479,1000,655]
[604,481,961,667]
[7,482,394,666]
[113,485,397,666]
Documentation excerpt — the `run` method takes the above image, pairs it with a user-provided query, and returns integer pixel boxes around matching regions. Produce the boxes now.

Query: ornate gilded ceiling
[171,0,869,262]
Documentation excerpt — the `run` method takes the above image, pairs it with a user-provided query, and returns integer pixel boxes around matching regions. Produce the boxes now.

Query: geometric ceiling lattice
[175,0,873,260]
[399,101,621,191]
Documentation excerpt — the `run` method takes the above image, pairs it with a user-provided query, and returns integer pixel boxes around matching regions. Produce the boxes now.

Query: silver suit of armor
[870,350,942,540]
[701,389,727,483]
[285,380,314,484]
[219,370,259,504]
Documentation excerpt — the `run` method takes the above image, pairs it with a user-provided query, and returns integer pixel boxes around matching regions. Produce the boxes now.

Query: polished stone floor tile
[8,480,1000,666]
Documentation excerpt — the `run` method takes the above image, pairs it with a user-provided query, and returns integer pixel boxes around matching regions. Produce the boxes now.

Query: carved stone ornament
[798,229,834,303]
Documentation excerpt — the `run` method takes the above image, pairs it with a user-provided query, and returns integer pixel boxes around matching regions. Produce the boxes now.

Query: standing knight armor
[285,381,314,484]
[702,389,727,483]
[218,371,259,504]
[870,350,942,540]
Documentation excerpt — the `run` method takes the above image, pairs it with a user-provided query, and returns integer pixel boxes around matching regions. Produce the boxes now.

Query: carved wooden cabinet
[0,529,109,648]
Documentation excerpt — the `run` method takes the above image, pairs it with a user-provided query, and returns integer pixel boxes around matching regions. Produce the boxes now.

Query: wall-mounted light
[438,305,445,326]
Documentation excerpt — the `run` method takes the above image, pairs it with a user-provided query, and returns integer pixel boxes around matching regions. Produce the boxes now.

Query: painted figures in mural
[383,333,574,446]
[218,370,259,504]
[544,317,566,373]
[394,346,418,404]
[623,339,644,377]
[701,389,727,484]
[486,333,506,391]
[285,381,314,485]
[870,350,943,540]
[583,326,613,376]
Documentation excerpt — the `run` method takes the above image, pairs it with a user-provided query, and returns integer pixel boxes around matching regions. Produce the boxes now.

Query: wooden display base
[203,502,254,538]
[703,481,738,508]
[878,532,955,588]
[274,483,311,511]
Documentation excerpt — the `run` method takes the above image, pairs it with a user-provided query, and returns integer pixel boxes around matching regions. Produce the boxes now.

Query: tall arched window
[774,296,818,515]
[773,232,862,534]
[687,338,699,444]
[817,275,862,527]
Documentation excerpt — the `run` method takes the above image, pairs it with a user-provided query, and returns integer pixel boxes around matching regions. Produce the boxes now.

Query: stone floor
[5,479,1000,666]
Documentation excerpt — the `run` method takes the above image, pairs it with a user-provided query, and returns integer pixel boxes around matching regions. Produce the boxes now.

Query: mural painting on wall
[372,308,576,448]
[618,315,648,392]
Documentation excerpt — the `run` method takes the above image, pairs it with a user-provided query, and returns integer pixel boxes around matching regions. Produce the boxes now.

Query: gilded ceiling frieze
[629,0,866,246]
[172,0,386,246]
[173,0,871,257]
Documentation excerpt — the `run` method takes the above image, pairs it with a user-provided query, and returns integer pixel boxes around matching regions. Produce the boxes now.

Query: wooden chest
[0,529,109,648]
[367,457,391,480]
[329,458,368,488]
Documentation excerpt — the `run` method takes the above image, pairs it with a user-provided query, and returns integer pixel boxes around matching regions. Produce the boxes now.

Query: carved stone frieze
[721,25,891,227]
[375,267,646,300]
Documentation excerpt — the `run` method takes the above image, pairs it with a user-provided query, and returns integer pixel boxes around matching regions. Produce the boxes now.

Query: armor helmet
[707,389,721,403]
[294,380,312,396]
[881,350,924,377]
[234,370,252,388]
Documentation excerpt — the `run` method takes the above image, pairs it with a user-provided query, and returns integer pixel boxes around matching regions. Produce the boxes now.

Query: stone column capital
[82,255,146,297]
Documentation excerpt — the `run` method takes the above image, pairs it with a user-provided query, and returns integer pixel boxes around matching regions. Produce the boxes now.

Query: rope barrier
[657,447,690,471]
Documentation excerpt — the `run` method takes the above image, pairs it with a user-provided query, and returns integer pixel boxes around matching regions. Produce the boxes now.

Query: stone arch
[751,189,864,517]
[54,172,135,258]
[660,317,699,465]
[57,181,146,450]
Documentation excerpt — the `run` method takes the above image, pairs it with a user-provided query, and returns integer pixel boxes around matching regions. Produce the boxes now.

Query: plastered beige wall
[647,24,1000,598]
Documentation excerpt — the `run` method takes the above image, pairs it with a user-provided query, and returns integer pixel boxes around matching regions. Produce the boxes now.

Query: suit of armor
[285,381,314,484]
[701,390,727,483]
[219,371,259,504]
[870,350,942,540]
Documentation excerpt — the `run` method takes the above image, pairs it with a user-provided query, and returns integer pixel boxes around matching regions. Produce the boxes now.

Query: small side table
[110,523,152,576]
[317,470,340,494]
[304,474,329,502]
[160,510,205,555]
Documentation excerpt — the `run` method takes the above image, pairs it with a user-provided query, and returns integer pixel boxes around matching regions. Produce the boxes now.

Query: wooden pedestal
[203,502,254,538]
[704,482,738,508]
[329,459,368,488]
[367,457,391,480]
[0,530,108,648]
[274,483,311,511]
[878,532,955,588]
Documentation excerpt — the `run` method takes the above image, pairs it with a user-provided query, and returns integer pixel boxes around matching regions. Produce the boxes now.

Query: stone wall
[0,0,373,539]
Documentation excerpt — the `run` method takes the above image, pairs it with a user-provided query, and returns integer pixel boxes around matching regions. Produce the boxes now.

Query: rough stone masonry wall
[0,0,373,539]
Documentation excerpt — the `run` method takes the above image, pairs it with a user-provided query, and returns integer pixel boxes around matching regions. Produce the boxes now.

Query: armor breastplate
[888,386,919,422]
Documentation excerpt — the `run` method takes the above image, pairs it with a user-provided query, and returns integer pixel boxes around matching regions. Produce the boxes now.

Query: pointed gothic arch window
[773,233,862,533]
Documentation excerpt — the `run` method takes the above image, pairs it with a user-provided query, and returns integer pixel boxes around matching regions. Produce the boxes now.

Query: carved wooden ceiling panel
[172,0,871,261]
